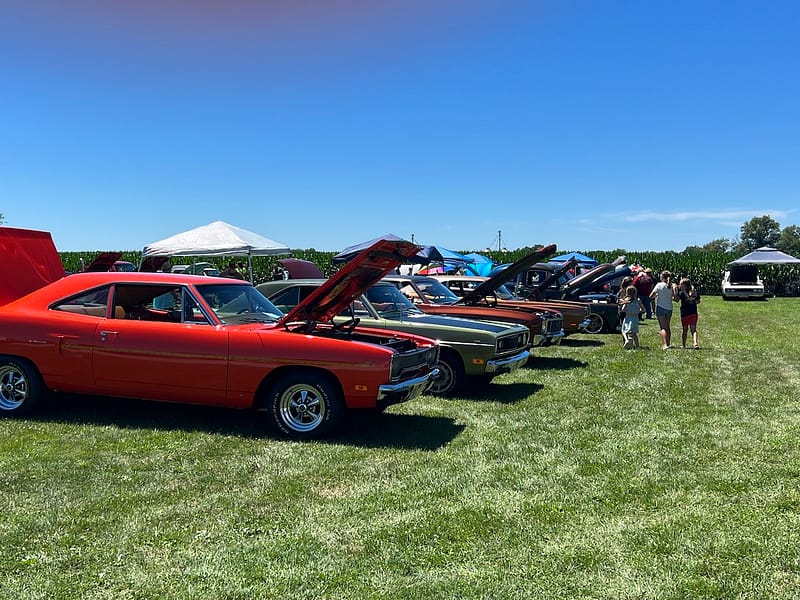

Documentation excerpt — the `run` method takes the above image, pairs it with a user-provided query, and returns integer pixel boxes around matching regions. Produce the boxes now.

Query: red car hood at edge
[279,238,420,326]
[0,226,66,307]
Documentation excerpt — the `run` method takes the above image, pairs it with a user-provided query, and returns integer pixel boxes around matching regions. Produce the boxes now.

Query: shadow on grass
[560,337,606,347]
[336,412,465,450]
[31,393,462,450]
[457,382,544,404]
[527,356,589,370]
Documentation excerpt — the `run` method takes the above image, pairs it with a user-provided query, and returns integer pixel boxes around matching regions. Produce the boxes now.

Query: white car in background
[721,266,766,300]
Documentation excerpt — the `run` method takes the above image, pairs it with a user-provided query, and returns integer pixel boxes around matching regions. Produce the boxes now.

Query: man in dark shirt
[633,268,655,319]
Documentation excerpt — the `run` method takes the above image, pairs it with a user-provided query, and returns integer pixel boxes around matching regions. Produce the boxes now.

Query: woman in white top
[650,270,678,349]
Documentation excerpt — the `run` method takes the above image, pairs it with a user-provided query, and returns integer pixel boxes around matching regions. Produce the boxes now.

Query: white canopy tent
[141,221,290,282]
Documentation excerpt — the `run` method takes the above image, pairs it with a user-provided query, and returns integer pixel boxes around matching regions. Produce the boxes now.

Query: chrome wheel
[583,313,605,334]
[0,359,42,415]
[267,372,342,439]
[428,354,462,396]
[0,364,28,411]
[277,383,326,433]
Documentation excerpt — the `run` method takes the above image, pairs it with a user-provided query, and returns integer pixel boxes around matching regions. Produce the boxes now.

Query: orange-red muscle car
[0,229,438,439]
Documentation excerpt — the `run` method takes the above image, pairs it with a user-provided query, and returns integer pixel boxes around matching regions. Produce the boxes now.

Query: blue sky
[2,1,798,254]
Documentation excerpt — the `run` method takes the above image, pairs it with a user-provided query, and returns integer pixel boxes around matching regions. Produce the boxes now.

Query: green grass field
[2,297,799,599]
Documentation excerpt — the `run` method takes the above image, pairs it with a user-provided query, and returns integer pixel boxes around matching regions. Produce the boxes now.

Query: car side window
[111,284,210,324]
[52,287,111,318]
[268,287,301,313]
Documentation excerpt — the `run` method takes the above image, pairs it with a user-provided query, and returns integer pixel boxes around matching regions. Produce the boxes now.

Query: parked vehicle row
[0,226,634,440]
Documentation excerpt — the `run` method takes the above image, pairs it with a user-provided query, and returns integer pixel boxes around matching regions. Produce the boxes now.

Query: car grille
[543,316,563,335]
[390,345,439,382]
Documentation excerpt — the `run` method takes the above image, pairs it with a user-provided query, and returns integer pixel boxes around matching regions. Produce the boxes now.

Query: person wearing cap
[220,260,244,280]
[633,267,656,319]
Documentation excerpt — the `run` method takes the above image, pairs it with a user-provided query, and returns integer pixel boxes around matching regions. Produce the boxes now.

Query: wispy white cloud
[621,209,791,223]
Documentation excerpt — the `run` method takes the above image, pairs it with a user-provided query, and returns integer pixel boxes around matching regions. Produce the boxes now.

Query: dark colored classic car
[420,248,591,336]
[498,257,628,334]
[382,274,565,346]
[82,252,137,273]
[257,279,532,396]
[380,244,566,345]
[0,232,439,440]
[427,275,591,336]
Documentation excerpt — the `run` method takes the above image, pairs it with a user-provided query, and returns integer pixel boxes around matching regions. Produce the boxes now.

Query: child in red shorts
[678,278,701,349]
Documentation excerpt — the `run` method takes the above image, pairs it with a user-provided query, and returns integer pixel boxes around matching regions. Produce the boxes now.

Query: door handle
[99,330,120,341]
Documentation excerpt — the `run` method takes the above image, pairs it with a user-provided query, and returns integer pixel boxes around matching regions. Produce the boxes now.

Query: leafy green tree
[702,238,733,252]
[0,212,4,224]
[777,225,800,256]
[739,215,781,251]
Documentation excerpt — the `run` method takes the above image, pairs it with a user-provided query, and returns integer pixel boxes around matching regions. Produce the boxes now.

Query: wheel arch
[253,365,344,410]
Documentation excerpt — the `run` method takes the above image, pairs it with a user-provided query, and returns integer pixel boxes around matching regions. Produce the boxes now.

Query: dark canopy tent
[333,234,414,264]
[728,246,800,266]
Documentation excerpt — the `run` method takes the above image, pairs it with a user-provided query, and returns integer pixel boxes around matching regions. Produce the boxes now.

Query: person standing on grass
[616,275,634,347]
[619,285,645,350]
[650,270,678,349]
[677,277,701,349]
[633,268,655,319]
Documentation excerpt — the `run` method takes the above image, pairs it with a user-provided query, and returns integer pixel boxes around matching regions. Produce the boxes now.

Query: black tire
[266,371,343,440]
[428,350,464,396]
[583,313,606,335]
[0,358,44,416]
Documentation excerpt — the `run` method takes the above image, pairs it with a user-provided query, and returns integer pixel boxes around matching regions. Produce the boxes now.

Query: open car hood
[561,256,626,296]
[83,251,123,272]
[459,244,556,303]
[532,258,579,290]
[279,258,324,279]
[0,226,65,306]
[279,238,420,325]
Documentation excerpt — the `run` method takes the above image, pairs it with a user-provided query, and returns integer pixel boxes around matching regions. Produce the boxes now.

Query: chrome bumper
[377,368,439,408]
[485,350,531,374]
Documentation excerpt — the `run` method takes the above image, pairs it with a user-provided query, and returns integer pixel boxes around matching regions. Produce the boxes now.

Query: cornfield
[58,248,800,297]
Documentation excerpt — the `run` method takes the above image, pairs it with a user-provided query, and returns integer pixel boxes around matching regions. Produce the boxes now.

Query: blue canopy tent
[334,236,475,267]
[549,252,599,268]
[427,246,474,264]
[464,253,494,276]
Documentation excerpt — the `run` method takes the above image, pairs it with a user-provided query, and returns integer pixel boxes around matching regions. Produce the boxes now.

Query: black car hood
[561,257,627,297]
[459,243,557,304]
[279,238,420,325]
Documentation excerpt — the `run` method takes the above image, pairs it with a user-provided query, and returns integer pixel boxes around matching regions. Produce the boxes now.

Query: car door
[92,285,229,405]
[40,286,114,392]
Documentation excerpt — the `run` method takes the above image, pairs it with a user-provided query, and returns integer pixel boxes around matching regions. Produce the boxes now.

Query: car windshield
[411,279,460,305]
[195,283,283,324]
[114,262,137,272]
[365,284,423,317]
[493,284,517,300]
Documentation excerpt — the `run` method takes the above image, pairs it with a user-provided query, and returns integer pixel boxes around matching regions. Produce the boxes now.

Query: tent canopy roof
[550,252,598,266]
[142,221,290,258]
[728,246,800,266]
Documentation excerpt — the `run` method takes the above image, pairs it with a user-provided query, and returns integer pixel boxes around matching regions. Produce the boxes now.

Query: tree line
[5,212,800,296]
